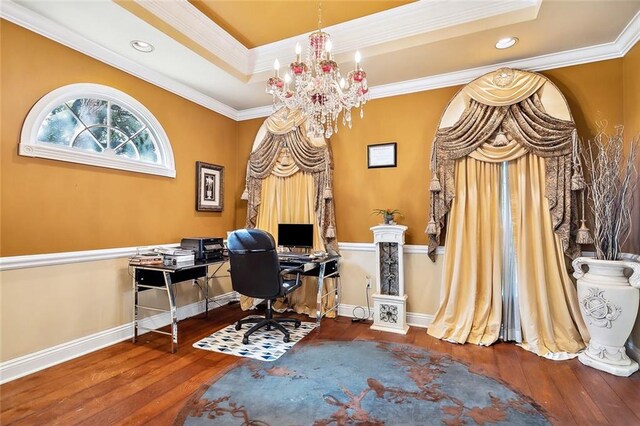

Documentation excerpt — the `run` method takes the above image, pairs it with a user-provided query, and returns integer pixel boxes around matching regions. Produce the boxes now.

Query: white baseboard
[0,291,238,384]
[337,302,433,329]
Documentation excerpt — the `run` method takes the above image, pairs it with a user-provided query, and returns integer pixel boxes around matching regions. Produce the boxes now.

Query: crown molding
[2,1,637,124]
[250,0,540,74]
[0,0,240,120]
[127,0,250,75]
[239,11,640,120]
[618,9,640,55]
[237,104,276,121]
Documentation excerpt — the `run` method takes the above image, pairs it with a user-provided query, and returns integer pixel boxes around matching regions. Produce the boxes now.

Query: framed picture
[367,142,397,168]
[196,161,224,212]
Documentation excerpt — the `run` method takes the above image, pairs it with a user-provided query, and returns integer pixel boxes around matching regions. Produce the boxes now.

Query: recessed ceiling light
[495,37,519,49]
[130,40,154,53]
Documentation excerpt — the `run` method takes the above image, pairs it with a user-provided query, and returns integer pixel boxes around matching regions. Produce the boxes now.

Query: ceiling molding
[618,9,640,55]
[0,0,240,120]
[129,0,540,76]
[250,0,541,75]
[125,0,250,76]
[238,10,640,121]
[2,1,638,124]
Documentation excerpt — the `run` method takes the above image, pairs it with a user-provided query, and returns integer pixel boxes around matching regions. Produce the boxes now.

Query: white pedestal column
[370,224,409,334]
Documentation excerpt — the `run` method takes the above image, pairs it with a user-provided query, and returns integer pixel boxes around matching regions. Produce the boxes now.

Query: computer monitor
[277,223,314,248]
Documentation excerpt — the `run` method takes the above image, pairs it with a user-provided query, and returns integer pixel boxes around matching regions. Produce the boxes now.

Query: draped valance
[426,68,588,261]
[242,107,338,252]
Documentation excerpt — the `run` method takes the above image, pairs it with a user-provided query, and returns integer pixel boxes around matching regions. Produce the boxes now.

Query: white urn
[572,256,640,377]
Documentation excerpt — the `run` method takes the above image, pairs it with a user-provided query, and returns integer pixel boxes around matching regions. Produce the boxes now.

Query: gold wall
[623,42,640,255]
[0,21,239,257]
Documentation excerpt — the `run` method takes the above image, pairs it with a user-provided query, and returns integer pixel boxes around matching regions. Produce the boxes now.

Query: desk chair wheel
[294,320,301,329]
[242,336,249,345]
[235,323,242,331]
[283,334,290,343]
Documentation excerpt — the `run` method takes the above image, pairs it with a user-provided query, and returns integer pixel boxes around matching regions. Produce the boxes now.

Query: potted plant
[572,125,640,377]
[372,208,403,225]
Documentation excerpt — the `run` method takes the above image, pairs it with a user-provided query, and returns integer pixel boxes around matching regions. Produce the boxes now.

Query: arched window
[20,83,175,178]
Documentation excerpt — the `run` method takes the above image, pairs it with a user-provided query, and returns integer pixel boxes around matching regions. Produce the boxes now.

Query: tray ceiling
[2,0,639,120]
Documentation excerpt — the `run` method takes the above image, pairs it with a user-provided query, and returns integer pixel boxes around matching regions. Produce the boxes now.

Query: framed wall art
[367,142,397,168]
[196,161,224,212]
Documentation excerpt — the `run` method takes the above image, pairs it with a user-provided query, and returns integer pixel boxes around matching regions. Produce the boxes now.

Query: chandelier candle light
[266,5,369,138]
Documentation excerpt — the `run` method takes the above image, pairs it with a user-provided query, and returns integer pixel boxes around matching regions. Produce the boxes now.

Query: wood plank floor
[2,303,639,425]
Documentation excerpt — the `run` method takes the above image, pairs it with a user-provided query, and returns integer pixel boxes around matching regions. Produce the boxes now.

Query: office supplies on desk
[129,253,163,265]
[181,237,224,261]
[163,253,195,266]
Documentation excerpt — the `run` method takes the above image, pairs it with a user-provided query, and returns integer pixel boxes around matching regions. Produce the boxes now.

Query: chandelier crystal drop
[265,7,369,139]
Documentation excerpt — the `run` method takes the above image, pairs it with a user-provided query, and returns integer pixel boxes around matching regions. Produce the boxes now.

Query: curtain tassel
[429,175,442,192]
[240,187,249,200]
[493,131,509,147]
[325,225,336,238]
[576,220,594,245]
[571,173,586,191]
[280,148,292,166]
[425,218,438,235]
[324,186,333,199]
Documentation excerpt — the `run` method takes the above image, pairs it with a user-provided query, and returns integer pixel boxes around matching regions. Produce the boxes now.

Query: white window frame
[20,83,176,178]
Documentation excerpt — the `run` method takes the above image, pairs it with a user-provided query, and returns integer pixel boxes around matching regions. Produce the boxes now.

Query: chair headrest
[228,229,276,253]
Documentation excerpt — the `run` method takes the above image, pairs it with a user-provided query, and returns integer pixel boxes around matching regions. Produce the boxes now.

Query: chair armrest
[280,266,304,276]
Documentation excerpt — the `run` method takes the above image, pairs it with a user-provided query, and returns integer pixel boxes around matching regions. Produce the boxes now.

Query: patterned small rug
[193,316,316,362]
[177,341,549,425]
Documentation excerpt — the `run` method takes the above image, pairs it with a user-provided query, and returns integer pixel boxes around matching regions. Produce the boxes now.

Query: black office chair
[227,229,303,344]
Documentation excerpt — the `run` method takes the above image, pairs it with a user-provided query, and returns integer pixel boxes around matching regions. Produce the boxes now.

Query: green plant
[372,208,403,223]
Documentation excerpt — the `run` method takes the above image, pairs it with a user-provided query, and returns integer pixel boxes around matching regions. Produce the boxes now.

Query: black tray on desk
[134,265,208,288]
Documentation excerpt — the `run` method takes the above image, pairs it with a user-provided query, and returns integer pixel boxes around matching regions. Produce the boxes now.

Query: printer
[180,237,224,261]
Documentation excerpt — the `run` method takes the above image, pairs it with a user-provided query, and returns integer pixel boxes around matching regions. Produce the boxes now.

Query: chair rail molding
[0,243,179,271]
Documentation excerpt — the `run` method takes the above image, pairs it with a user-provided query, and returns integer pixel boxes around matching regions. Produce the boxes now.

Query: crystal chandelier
[265,4,369,139]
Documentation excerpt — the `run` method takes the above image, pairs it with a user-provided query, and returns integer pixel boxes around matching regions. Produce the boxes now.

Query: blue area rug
[176,341,549,425]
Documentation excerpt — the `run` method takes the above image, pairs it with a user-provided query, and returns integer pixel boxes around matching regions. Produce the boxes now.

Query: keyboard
[277,252,302,258]
[278,254,312,262]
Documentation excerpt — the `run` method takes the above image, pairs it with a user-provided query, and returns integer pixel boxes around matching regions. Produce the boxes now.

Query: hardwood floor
[2,303,639,425]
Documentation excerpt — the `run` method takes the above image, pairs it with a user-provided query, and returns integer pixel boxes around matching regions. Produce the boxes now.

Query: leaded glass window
[20,84,175,178]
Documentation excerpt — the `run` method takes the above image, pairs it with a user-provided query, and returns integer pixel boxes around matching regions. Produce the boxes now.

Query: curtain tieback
[326,225,336,238]
[425,217,438,235]
[576,219,594,245]
[241,187,249,200]
[571,173,586,191]
[430,175,442,192]
[324,185,333,200]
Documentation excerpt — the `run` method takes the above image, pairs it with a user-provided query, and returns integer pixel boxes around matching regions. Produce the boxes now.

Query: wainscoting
[2,243,638,384]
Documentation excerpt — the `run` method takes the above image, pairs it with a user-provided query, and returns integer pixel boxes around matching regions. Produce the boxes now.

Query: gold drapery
[427,94,581,261]
[463,69,546,106]
[427,153,588,357]
[243,108,338,252]
[510,154,588,357]
[240,173,336,316]
[426,157,504,345]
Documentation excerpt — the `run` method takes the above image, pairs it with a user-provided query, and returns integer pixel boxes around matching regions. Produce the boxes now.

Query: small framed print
[196,161,224,212]
[367,142,397,168]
